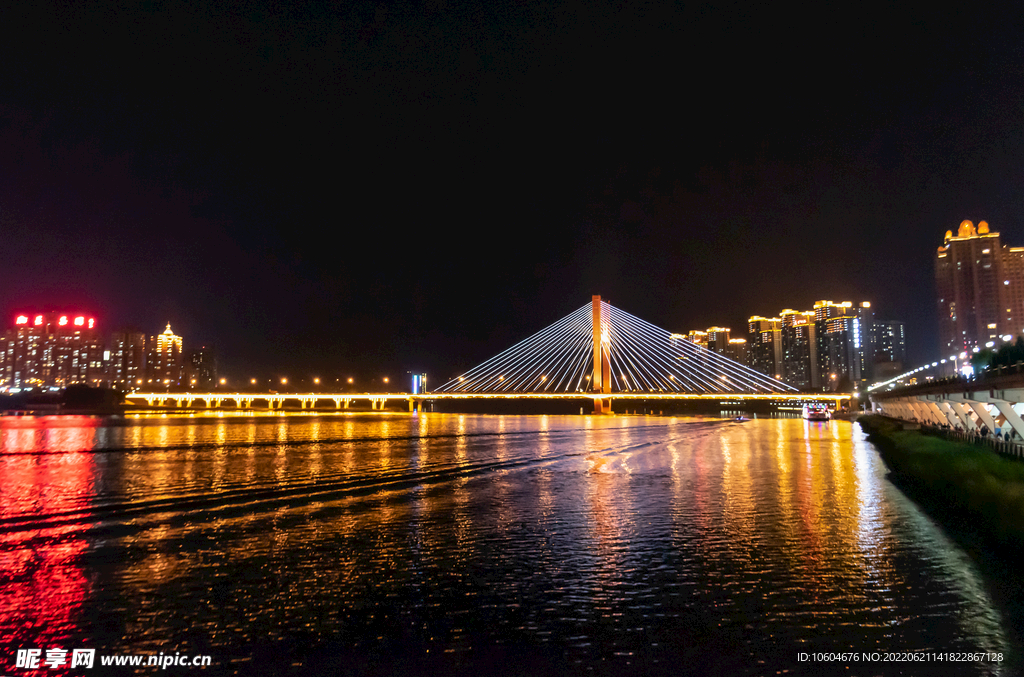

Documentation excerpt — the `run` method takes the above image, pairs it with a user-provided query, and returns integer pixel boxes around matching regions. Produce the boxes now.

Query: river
[0,412,1016,675]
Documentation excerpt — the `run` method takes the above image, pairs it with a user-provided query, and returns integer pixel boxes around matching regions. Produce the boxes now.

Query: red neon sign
[15,315,27,325]
[74,316,84,326]
[34,316,43,326]
[58,316,68,326]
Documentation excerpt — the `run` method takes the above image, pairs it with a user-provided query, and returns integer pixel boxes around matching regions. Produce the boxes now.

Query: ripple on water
[0,415,1017,675]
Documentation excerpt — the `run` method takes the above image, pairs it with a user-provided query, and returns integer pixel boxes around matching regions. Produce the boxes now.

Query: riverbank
[859,414,1024,555]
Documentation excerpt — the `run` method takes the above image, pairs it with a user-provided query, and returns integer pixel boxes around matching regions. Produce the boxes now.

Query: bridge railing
[915,420,1024,460]
[872,363,1024,399]
[982,361,1024,378]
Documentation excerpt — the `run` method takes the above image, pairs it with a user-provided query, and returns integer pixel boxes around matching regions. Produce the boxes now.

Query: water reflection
[0,413,1015,675]
[0,437,95,660]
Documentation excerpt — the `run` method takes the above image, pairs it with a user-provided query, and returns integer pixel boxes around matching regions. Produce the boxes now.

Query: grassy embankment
[860,414,1024,554]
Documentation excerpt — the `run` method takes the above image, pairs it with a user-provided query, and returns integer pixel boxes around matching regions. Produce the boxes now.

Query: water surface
[0,412,1015,675]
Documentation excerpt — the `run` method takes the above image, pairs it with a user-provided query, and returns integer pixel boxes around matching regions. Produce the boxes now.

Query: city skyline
[1,3,1022,382]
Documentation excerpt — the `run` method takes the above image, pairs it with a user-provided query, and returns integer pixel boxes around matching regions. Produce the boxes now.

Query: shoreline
[859,414,1024,555]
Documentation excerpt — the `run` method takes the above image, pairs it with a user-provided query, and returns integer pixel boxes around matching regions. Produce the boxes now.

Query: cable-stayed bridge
[129,297,850,414]
[432,297,844,413]
[438,296,792,394]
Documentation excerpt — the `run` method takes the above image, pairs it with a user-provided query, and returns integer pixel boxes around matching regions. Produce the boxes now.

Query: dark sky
[1,1,1023,385]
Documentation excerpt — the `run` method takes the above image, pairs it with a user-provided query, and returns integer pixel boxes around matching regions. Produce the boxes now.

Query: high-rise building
[186,346,218,389]
[725,338,748,366]
[0,312,105,388]
[705,327,731,354]
[109,329,147,389]
[743,300,891,391]
[935,220,1024,357]
[853,302,875,389]
[146,323,183,387]
[1004,245,1024,336]
[779,309,817,390]
[872,320,906,379]
[813,301,861,391]
[747,316,782,379]
[685,330,708,349]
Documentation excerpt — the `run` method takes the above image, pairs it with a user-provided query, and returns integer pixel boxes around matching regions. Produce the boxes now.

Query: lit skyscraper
[110,329,146,389]
[779,309,817,390]
[146,323,183,387]
[935,220,1024,356]
[872,320,906,379]
[747,316,782,379]
[1,312,104,388]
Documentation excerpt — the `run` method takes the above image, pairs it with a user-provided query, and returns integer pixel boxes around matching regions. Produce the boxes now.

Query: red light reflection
[0,417,98,665]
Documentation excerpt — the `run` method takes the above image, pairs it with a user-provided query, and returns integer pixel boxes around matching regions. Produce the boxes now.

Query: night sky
[2,2,1023,385]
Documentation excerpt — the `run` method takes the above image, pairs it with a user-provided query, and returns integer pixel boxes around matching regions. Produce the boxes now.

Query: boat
[802,403,831,420]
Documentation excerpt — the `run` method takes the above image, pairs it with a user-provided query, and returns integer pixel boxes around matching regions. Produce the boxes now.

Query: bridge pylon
[592,295,611,395]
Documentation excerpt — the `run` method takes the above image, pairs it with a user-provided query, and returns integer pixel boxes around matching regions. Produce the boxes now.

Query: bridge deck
[127,391,850,408]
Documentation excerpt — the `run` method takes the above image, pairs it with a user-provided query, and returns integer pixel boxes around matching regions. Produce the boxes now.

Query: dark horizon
[2,2,1022,382]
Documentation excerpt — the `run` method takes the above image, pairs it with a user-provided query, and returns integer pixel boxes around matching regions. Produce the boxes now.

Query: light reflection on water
[0,413,1016,675]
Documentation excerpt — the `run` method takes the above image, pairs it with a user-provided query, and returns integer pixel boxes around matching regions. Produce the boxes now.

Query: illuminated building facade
[147,323,183,387]
[682,327,741,372]
[0,313,105,388]
[813,301,864,391]
[705,327,731,354]
[725,337,748,365]
[853,302,875,389]
[936,220,1024,356]
[739,300,893,391]
[747,316,782,379]
[872,320,906,380]
[779,310,818,390]
[685,330,708,349]
[109,329,147,388]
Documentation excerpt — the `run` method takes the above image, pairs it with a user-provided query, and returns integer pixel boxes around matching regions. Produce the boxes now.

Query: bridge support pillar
[947,401,978,431]
[922,401,947,426]
[983,399,1024,441]
[593,398,612,414]
[941,401,965,429]
[967,400,998,432]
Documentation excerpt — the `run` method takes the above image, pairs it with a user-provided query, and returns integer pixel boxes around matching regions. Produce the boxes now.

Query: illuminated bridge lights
[127,391,849,408]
